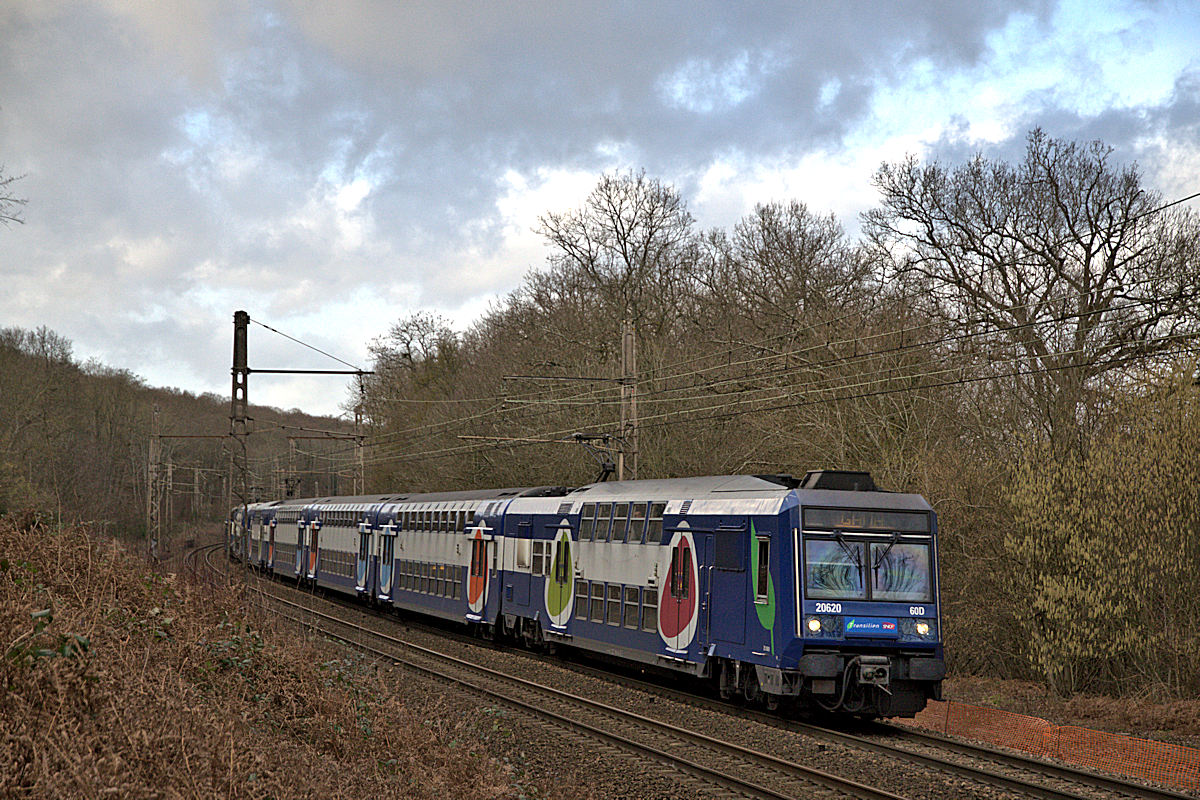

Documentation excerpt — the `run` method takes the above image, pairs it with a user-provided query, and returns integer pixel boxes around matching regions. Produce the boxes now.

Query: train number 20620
[814,602,842,613]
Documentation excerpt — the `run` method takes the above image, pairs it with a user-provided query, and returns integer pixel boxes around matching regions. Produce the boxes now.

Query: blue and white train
[228,470,945,717]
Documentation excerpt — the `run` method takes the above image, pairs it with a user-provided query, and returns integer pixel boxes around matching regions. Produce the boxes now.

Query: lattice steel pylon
[146,404,162,561]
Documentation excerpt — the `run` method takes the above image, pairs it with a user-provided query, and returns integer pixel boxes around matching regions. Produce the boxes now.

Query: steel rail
[202,548,1194,800]
[252,586,907,800]
[200,549,900,798]
[546,658,1193,800]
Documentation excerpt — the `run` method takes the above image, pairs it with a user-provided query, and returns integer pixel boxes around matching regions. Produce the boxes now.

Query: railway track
[547,656,1195,800]
[199,546,906,800]
[199,546,1196,800]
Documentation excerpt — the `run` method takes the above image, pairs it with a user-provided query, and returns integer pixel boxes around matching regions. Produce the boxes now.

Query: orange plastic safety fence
[897,699,1200,793]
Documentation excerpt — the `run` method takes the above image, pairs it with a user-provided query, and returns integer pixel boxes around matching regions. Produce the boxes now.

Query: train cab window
[590,583,605,622]
[596,504,612,542]
[647,502,666,543]
[869,541,932,603]
[612,503,629,543]
[623,586,639,628]
[641,587,659,632]
[574,580,589,619]
[579,503,596,541]
[606,584,621,625]
[754,537,770,604]
[629,502,648,543]
[804,539,867,600]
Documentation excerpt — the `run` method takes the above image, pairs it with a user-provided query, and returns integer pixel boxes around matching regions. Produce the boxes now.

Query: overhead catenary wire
[329,282,1193,461]
[313,186,1200,463]
[349,330,1200,470]
[249,316,366,372]
[351,248,1198,454]
[349,339,1200,470]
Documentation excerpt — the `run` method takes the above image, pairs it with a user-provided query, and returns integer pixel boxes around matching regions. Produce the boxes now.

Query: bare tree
[863,129,1200,451]
[0,166,26,226]
[537,169,694,333]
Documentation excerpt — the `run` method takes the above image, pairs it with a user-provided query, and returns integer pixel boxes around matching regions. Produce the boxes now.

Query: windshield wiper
[873,532,899,570]
[834,532,862,568]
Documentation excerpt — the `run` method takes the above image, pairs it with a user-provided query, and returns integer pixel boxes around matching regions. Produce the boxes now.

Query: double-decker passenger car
[229,470,944,717]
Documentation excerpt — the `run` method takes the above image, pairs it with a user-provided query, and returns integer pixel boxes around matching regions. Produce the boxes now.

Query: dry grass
[0,516,536,798]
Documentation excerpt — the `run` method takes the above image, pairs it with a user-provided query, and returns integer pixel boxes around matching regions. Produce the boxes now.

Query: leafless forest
[2,131,1198,697]
[358,131,1200,697]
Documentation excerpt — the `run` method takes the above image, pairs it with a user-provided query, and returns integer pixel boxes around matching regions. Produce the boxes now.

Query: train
[227,470,945,718]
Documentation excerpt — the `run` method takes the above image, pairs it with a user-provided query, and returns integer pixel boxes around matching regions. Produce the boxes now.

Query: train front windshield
[801,507,934,604]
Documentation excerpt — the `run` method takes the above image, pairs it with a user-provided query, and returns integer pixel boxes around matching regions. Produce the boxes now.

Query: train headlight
[916,621,930,636]
[806,617,822,633]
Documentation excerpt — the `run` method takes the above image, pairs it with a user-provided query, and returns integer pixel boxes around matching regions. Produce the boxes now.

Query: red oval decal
[658,542,697,638]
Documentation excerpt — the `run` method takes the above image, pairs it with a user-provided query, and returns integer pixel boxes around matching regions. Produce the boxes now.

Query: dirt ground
[943,675,1200,750]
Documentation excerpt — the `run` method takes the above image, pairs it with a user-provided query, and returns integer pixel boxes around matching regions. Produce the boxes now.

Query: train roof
[256,485,566,509]
[249,472,930,515]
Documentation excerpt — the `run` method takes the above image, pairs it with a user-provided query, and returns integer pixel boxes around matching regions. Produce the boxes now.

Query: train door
[661,527,699,654]
[267,519,276,570]
[376,518,397,601]
[306,519,321,579]
[356,515,373,593]
[466,526,495,622]
[294,518,305,576]
[698,534,714,650]
[511,519,531,607]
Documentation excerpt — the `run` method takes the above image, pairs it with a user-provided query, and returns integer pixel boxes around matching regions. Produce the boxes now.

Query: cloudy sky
[1,1,1197,417]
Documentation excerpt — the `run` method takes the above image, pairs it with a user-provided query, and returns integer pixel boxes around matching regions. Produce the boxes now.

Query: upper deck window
[580,503,596,541]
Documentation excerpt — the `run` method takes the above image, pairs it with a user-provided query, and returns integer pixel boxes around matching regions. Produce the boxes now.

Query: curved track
[199,545,1195,800]
[199,545,907,800]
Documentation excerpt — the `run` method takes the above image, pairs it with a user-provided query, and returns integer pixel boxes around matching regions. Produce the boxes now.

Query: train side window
[755,537,770,603]
[516,525,532,569]
[579,503,595,541]
[641,587,657,632]
[606,584,621,625]
[590,582,605,622]
[612,503,629,543]
[457,510,466,532]
[623,586,639,628]
[670,543,691,599]
[531,541,544,576]
[596,504,612,542]
[647,502,666,543]
[441,511,450,533]
[629,502,647,543]
[574,580,589,619]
